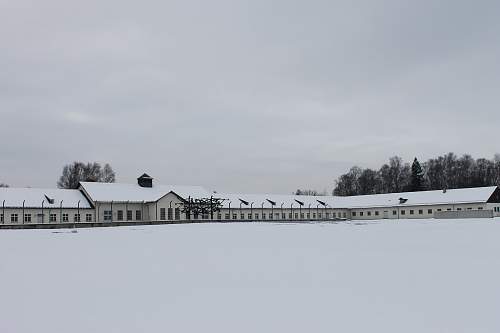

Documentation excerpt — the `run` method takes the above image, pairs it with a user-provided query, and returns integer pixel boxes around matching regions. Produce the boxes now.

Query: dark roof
[138,173,153,179]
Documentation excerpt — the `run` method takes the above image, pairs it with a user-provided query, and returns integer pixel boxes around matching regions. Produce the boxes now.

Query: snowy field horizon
[1,219,499,333]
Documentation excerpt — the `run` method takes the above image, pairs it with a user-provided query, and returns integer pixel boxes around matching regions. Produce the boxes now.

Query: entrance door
[383,211,389,219]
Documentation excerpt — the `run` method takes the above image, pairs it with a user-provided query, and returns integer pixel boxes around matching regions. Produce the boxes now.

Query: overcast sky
[1,0,499,193]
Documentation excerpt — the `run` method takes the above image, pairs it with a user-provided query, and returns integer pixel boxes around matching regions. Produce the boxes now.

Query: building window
[0,213,3,223]
[359,212,364,217]
[104,210,112,221]
[301,213,305,219]
[127,210,133,221]
[401,210,406,215]
[262,213,266,220]
[24,214,31,223]
[393,210,397,215]
[343,212,347,218]
[160,208,166,220]
[248,213,252,219]
[289,213,292,219]
[295,213,299,219]
[367,211,371,216]
[174,208,180,220]
[193,213,199,220]
[467,207,473,210]
[240,214,245,220]
[74,214,81,222]
[282,213,286,219]
[275,213,279,219]
[325,212,330,218]
[136,210,142,221]
[167,208,173,220]
[332,212,336,218]
[232,214,237,220]
[352,212,356,217]
[254,214,259,220]
[418,210,423,215]
[62,213,69,222]
[447,208,452,211]
[50,214,57,222]
[428,209,432,214]
[410,210,414,215]
[318,213,322,218]
[478,207,483,210]
[86,213,92,222]
[307,213,310,219]
[225,213,230,219]
[11,214,18,222]
[117,210,124,221]
[437,209,442,212]
[217,213,222,219]
[375,211,379,216]
[457,208,462,211]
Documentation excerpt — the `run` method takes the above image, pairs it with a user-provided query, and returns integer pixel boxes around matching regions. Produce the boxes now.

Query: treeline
[295,189,326,196]
[333,153,500,196]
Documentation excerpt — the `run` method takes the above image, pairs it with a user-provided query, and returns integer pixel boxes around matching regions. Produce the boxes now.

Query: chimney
[138,173,153,188]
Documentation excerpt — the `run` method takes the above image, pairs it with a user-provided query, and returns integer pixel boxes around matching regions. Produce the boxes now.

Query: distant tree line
[0,183,9,188]
[333,153,500,196]
[57,162,116,189]
[295,189,326,196]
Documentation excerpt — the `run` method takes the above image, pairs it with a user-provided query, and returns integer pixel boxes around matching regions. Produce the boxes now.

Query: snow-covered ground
[1,219,499,333]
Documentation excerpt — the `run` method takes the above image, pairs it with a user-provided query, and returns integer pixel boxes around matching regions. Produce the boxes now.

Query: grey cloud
[1,0,499,192]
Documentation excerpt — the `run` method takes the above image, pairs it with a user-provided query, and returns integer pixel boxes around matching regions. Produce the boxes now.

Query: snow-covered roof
[0,188,92,208]
[79,182,212,203]
[218,186,498,209]
[336,186,498,209]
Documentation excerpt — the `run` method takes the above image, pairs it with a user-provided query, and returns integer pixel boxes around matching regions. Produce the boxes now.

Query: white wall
[0,207,94,224]
[350,203,488,220]
[95,202,147,222]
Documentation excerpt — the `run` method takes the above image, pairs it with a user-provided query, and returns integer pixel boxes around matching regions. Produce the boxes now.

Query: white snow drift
[0,219,499,333]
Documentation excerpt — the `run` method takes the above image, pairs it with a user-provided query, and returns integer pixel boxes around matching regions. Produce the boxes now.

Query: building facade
[1,173,500,225]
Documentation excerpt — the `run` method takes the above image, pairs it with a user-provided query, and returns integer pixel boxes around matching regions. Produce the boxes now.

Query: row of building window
[2,206,495,223]
[103,210,142,221]
[99,209,348,222]
[0,213,93,223]
[216,211,347,220]
[159,208,181,220]
[352,207,484,217]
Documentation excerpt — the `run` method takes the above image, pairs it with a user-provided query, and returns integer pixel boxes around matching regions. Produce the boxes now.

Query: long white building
[1,173,500,225]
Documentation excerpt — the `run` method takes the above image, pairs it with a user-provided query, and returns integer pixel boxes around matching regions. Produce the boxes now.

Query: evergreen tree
[411,158,425,191]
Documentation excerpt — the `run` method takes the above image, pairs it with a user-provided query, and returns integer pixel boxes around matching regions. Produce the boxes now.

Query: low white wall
[0,208,94,224]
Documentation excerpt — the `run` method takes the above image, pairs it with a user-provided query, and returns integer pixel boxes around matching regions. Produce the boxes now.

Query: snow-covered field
[1,219,499,333]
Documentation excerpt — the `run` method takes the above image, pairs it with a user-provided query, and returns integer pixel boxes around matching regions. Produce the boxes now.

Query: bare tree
[102,163,116,183]
[57,162,116,189]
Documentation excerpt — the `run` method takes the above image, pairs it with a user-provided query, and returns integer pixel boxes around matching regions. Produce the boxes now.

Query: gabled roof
[336,186,498,209]
[218,186,498,209]
[0,188,92,208]
[79,182,211,203]
[138,173,153,179]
